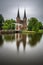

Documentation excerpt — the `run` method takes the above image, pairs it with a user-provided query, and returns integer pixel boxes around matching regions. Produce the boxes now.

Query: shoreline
[0,30,43,34]
[22,30,43,34]
[0,30,21,34]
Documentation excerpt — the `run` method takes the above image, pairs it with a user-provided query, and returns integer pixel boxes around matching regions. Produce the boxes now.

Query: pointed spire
[24,9,26,18]
[17,8,20,18]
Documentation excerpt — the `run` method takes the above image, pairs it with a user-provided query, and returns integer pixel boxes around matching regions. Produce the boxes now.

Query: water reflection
[4,34,15,41]
[0,33,43,65]
[15,33,42,51]
[0,33,42,50]
[28,33,42,46]
[15,33,26,51]
[0,35,3,46]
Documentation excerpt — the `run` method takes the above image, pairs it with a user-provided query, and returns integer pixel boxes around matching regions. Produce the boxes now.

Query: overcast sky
[0,0,43,22]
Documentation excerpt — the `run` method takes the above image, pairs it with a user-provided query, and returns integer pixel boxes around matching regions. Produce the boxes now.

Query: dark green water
[0,33,43,65]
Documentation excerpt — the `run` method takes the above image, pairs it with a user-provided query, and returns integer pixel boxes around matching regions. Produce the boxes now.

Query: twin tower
[16,9,27,30]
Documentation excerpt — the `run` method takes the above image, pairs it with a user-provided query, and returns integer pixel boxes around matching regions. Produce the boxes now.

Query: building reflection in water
[0,35,3,46]
[0,33,42,51]
[15,33,26,51]
[15,33,42,51]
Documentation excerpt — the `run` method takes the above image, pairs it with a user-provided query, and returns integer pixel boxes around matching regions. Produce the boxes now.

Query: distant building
[15,9,27,31]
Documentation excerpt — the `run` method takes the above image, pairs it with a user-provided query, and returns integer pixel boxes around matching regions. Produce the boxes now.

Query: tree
[3,19,15,30]
[0,14,4,30]
[38,22,42,29]
[28,17,42,31]
[42,25,43,29]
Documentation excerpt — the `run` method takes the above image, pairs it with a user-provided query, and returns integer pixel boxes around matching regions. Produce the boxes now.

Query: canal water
[0,33,43,65]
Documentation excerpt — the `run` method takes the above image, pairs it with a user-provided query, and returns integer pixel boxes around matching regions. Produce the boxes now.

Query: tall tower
[23,9,27,29]
[23,9,27,19]
[16,9,21,31]
[16,9,20,23]
[24,9,26,18]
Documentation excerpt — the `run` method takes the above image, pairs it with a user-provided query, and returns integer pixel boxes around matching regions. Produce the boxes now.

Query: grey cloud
[0,0,43,22]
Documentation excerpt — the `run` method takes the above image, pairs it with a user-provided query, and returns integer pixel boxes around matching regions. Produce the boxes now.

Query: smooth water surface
[0,33,43,65]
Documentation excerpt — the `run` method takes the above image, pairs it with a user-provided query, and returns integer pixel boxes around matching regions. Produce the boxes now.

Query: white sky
[0,0,43,22]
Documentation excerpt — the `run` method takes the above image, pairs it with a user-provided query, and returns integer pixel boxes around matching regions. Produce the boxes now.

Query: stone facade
[15,9,27,31]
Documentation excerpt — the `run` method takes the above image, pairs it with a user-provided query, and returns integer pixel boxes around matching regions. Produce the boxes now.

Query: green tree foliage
[0,14,4,30]
[28,17,42,31]
[3,19,15,30]
[41,24,43,29]
[38,22,42,29]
